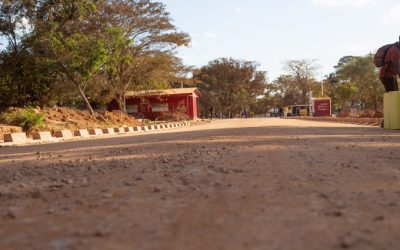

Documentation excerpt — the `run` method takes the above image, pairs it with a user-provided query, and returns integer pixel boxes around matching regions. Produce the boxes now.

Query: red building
[120,88,201,120]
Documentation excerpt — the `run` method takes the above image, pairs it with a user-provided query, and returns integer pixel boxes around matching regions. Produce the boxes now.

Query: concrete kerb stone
[4,133,28,144]
[114,127,126,134]
[133,126,142,132]
[124,127,134,133]
[2,120,192,147]
[88,128,103,136]
[54,130,73,139]
[102,128,115,135]
[32,131,54,141]
[74,129,90,138]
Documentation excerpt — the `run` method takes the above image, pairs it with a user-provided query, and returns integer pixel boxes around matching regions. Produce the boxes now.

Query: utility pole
[320,66,324,97]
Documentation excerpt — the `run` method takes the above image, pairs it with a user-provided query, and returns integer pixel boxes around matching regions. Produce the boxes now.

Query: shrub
[1,107,46,132]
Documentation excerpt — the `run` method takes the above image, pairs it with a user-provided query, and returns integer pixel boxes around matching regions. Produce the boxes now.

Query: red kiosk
[120,88,201,120]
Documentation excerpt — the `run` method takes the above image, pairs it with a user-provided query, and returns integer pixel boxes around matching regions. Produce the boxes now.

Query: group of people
[269,107,283,117]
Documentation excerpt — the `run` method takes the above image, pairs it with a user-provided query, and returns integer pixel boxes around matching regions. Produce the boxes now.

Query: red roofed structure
[109,88,201,120]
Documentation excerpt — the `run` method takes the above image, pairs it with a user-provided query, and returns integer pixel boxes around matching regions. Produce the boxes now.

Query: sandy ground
[1,118,400,250]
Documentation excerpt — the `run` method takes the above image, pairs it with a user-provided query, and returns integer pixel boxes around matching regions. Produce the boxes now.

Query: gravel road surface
[1,118,400,250]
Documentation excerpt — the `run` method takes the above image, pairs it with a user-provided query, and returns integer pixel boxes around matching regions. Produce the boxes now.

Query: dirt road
[1,118,400,250]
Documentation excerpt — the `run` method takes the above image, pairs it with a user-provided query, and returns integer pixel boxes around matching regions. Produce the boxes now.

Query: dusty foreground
[1,119,400,250]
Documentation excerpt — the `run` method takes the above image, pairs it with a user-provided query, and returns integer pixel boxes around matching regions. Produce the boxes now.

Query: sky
[159,0,400,81]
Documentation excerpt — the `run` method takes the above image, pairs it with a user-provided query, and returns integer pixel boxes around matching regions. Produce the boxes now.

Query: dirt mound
[359,110,384,118]
[43,107,141,130]
[100,110,138,125]
[43,107,99,129]
[338,109,383,119]
[44,107,97,123]
[337,111,350,118]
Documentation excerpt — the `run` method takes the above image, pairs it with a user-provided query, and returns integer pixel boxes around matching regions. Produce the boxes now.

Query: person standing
[379,39,400,92]
[269,107,274,117]
[283,106,289,118]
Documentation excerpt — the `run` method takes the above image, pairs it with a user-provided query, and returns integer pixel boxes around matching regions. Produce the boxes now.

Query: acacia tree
[33,0,110,115]
[195,58,267,118]
[337,55,383,110]
[284,59,318,104]
[97,0,190,112]
[270,75,299,106]
[326,55,384,111]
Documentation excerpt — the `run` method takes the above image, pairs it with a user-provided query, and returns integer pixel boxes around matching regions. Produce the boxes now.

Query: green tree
[0,0,190,112]
[327,55,384,111]
[0,0,54,108]
[98,0,190,112]
[338,55,383,109]
[34,0,109,115]
[195,58,267,118]
[284,59,318,104]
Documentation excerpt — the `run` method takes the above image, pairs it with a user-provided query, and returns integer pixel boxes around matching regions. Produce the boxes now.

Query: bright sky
[160,0,400,81]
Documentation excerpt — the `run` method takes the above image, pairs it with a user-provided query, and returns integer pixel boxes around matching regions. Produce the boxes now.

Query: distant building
[110,88,201,120]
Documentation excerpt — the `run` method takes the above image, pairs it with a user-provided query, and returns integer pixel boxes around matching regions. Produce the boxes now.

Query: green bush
[1,108,45,132]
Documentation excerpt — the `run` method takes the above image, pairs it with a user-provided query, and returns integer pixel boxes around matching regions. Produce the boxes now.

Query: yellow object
[384,91,400,129]
[299,109,308,116]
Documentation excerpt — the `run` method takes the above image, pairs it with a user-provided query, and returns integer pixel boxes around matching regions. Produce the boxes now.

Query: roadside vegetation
[0,108,45,132]
[0,0,189,114]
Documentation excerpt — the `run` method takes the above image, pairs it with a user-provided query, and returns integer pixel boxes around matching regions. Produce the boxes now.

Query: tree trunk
[57,60,95,115]
[77,85,94,115]
[117,93,127,113]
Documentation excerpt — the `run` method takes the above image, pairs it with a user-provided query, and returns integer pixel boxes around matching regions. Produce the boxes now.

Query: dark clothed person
[380,43,400,92]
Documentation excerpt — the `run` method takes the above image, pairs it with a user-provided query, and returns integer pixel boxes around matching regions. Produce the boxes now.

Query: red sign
[314,99,331,117]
